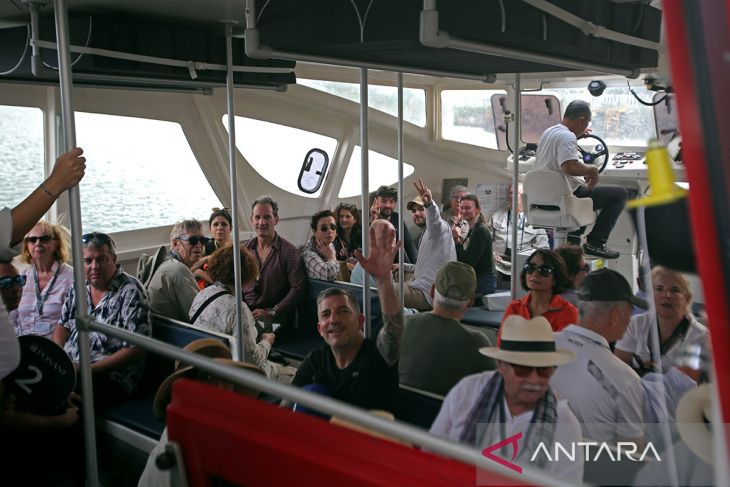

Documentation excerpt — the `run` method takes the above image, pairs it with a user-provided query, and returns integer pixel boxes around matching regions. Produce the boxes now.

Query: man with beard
[243,196,306,332]
[370,185,417,264]
[430,315,582,483]
[407,195,426,250]
[401,178,456,311]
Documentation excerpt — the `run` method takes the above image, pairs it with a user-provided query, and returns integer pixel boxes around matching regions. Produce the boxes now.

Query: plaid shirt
[242,234,306,326]
[61,266,151,392]
[301,237,340,281]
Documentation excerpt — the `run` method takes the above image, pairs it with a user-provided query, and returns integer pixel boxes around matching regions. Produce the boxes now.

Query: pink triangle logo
[481,432,523,474]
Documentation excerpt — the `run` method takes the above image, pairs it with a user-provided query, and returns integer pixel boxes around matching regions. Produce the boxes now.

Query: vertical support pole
[52,0,98,485]
[397,73,405,305]
[510,74,521,300]
[360,67,371,336]
[225,23,245,361]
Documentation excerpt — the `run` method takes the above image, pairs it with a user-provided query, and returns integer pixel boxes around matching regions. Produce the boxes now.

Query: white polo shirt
[535,124,584,192]
[615,313,708,373]
[551,325,645,443]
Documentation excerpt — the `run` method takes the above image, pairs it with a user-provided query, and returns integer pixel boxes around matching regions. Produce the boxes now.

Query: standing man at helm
[535,100,627,259]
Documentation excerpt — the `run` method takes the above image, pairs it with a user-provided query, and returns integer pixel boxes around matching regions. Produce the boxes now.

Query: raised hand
[369,198,380,223]
[315,239,336,261]
[46,147,86,195]
[354,220,400,280]
[413,177,432,207]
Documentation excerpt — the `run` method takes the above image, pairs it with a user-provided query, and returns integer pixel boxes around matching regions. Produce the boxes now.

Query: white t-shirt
[615,313,708,373]
[0,207,21,379]
[535,124,584,192]
[551,325,645,443]
[431,370,584,483]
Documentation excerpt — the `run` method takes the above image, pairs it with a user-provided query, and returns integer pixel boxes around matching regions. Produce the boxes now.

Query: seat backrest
[522,169,594,231]
[523,169,572,209]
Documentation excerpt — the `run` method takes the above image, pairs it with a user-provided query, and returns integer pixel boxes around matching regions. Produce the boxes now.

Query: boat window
[440,89,504,149]
[76,112,222,233]
[225,116,338,198]
[298,79,427,127]
[0,105,44,208]
[338,147,415,198]
[538,85,656,146]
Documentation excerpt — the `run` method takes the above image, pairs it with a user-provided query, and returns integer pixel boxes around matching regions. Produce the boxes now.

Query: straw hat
[330,410,411,446]
[676,384,714,465]
[480,315,575,367]
[153,338,264,420]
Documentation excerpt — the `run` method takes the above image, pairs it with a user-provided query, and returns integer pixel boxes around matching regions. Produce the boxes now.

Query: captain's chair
[522,169,595,247]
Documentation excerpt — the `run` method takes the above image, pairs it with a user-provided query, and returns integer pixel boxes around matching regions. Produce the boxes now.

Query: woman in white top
[14,221,75,337]
[615,266,708,379]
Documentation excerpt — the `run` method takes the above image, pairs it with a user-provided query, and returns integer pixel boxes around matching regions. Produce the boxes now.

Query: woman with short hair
[14,220,74,338]
[500,248,577,334]
[189,244,295,383]
[615,266,708,378]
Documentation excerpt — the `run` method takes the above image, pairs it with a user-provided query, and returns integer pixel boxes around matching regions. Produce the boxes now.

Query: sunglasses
[319,224,337,232]
[178,235,210,246]
[524,262,554,277]
[82,232,113,245]
[0,275,27,289]
[507,362,555,378]
[25,235,55,244]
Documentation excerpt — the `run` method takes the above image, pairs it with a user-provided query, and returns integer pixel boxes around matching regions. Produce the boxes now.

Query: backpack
[137,245,168,288]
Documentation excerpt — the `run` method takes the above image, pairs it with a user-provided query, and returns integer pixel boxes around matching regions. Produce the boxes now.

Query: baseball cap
[407,195,425,211]
[577,268,648,309]
[435,261,476,301]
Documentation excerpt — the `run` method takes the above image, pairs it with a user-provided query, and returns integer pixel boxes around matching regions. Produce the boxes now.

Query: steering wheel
[577,133,610,174]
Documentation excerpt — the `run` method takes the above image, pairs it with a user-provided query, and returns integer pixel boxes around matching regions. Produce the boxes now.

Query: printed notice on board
[474,183,510,221]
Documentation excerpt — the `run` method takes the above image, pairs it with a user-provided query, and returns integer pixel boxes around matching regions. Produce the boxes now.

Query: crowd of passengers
[0,101,714,486]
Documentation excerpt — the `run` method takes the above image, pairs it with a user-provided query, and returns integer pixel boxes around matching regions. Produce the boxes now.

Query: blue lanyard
[33,262,61,317]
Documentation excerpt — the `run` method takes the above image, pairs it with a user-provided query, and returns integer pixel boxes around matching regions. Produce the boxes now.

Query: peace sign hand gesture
[413,177,432,207]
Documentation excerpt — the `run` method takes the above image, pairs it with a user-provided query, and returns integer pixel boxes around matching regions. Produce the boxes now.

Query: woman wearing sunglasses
[333,203,362,265]
[500,249,577,335]
[13,221,75,338]
[302,209,349,282]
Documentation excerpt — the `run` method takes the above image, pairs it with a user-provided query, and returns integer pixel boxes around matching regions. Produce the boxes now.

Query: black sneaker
[583,242,620,259]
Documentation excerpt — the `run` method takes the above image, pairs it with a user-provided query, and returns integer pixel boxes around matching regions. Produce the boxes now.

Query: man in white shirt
[431,315,583,483]
[535,100,627,259]
[551,268,648,445]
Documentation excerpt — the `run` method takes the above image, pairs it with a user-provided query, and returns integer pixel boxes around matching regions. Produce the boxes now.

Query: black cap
[375,186,398,199]
[577,268,648,309]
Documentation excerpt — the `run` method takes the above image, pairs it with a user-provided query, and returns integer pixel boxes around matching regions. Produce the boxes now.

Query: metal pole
[225,23,245,362]
[52,0,98,485]
[510,74,521,300]
[360,67,372,337]
[397,73,405,305]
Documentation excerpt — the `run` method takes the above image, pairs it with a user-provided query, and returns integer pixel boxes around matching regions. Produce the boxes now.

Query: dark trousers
[569,185,627,245]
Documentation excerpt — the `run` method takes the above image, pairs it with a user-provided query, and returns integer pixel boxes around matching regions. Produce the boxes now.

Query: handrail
[82,316,566,487]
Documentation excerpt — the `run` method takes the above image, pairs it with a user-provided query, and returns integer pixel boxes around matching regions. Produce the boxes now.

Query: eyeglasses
[24,235,55,244]
[507,362,555,378]
[0,275,27,289]
[338,203,358,212]
[319,224,337,232]
[212,207,230,213]
[523,262,554,277]
[177,235,210,246]
[82,232,113,245]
